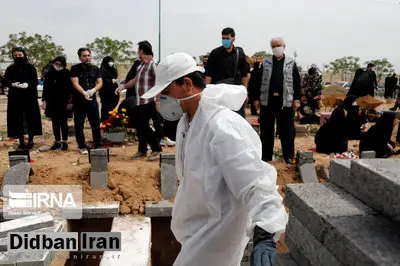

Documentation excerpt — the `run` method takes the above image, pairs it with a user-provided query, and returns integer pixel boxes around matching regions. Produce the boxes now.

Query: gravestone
[89,149,109,189]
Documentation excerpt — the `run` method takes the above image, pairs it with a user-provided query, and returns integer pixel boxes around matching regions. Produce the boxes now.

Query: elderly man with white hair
[253,37,301,164]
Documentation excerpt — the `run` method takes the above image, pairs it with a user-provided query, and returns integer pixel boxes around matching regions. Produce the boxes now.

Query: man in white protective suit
[142,52,288,266]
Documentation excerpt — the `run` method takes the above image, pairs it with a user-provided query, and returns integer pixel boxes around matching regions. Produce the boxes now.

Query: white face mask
[53,65,63,71]
[160,93,201,121]
[272,46,285,57]
[108,62,115,67]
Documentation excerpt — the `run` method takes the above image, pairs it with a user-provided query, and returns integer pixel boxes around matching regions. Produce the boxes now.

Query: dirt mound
[322,85,347,96]
[357,96,383,110]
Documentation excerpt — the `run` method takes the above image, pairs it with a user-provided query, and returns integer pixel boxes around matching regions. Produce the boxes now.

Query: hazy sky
[1,0,400,71]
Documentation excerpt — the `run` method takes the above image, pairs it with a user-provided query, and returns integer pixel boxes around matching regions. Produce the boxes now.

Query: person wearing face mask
[3,47,42,150]
[42,56,72,150]
[204,27,250,118]
[99,56,119,122]
[252,38,301,164]
[348,63,378,97]
[70,47,103,155]
[141,52,287,266]
[115,41,162,160]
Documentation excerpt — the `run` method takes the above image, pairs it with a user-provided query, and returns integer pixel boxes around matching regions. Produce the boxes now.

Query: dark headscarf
[53,56,67,67]
[342,95,357,111]
[11,47,28,65]
[101,56,118,77]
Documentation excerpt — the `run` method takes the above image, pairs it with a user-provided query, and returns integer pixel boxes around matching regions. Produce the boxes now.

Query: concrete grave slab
[0,212,54,238]
[145,201,173,217]
[89,149,109,172]
[100,215,151,266]
[343,159,400,221]
[285,235,311,266]
[298,164,318,183]
[62,202,119,219]
[287,215,340,266]
[160,153,175,167]
[285,183,376,242]
[329,159,351,189]
[90,172,107,190]
[0,219,66,251]
[274,253,299,266]
[324,215,400,266]
[8,156,28,168]
[160,163,178,199]
[360,151,376,158]
[1,163,31,194]
[296,151,314,167]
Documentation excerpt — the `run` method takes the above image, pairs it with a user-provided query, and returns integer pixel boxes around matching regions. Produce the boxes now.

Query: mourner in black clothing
[315,108,348,154]
[3,47,42,150]
[297,96,319,125]
[348,63,377,97]
[360,112,398,158]
[70,48,103,155]
[100,56,119,122]
[205,27,250,118]
[342,95,367,140]
[42,56,72,150]
[248,61,263,115]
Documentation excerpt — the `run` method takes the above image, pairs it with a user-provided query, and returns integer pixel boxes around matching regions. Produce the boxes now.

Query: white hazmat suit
[171,84,288,266]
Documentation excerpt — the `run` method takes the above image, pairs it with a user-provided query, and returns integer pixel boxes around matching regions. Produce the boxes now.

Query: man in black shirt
[253,38,301,164]
[205,27,250,118]
[71,48,103,155]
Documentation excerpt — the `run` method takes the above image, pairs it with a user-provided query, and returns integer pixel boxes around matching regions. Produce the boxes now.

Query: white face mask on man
[272,46,285,57]
[108,62,115,67]
[53,65,63,71]
[159,93,201,121]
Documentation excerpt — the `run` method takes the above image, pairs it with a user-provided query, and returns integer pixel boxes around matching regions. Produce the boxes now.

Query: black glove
[251,225,276,266]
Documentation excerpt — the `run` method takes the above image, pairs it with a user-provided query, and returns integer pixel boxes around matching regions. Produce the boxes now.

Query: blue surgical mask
[160,93,201,121]
[222,39,231,49]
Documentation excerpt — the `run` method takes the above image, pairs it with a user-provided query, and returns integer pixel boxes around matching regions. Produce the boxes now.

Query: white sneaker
[80,148,88,155]
[165,137,176,147]
[160,139,167,146]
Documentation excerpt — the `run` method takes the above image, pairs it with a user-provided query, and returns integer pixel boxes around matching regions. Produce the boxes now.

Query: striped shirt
[135,59,156,105]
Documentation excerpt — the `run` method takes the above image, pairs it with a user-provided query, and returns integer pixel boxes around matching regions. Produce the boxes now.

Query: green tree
[0,32,65,71]
[252,51,272,58]
[364,58,395,81]
[86,37,137,63]
[328,56,360,81]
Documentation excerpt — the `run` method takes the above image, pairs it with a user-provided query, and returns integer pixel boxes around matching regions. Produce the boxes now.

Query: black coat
[4,63,42,137]
[42,68,72,118]
[100,65,118,100]
[315,108,348,154]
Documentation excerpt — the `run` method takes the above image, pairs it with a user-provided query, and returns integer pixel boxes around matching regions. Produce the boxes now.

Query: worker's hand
[19,83,28,89]
[293,100,300,111]
[42,101,46,110]
[253,100,260,110]
[112,79,119,84]
[251,226,276,266]
[87,88,97,97]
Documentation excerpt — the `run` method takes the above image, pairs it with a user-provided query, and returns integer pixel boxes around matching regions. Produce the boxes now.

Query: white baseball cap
[141,52,204,99]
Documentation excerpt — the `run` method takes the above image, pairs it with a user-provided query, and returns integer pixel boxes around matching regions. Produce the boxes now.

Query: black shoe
[50,142,62,150]
[61,142,68,151]
[17,142,27,150]
[25,142,34,150]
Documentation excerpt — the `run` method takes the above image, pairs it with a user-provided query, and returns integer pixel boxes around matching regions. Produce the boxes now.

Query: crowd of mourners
[1,27,400,161]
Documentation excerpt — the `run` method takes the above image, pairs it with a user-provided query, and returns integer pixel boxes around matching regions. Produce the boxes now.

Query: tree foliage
[328,56,360,81]
[365,58,395,81]
[86,37,137,63]
[252,51,272,58]
[0,32,65,71]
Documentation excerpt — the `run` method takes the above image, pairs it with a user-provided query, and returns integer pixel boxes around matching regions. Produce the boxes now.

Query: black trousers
[260,106,295,162]
[136,102,162,153]
[100,95,119,122]
[150,105,164,142]
[73,101,101,149]
[51,111,69,141]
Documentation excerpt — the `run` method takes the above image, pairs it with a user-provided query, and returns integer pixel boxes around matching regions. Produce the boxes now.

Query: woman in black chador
[42,56,72,150]
[3,47,42,149]
[315,107,348,154]
[99,56,119,122]
[360,112,398,158]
